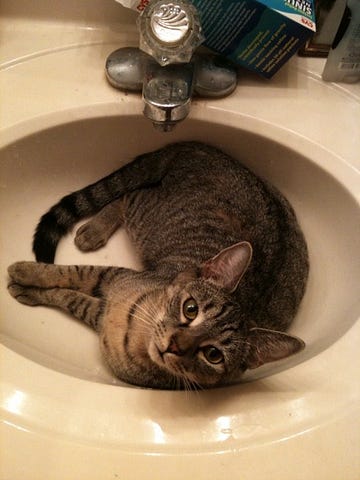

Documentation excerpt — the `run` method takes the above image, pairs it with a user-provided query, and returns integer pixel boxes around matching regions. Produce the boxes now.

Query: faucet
[105,0,238,131]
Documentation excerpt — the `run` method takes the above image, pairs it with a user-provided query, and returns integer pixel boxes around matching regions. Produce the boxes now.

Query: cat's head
[146,242,305,389]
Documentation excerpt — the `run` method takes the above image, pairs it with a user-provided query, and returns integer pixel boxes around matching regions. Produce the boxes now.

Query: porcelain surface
[0,2,359,479]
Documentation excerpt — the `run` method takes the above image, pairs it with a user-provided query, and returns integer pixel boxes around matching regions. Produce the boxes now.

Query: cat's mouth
[149,339,221,389]
[156,345,176,366]
[149,339,182,371]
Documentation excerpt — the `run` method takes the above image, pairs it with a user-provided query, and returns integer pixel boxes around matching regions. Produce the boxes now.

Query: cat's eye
[202,346,224,364]
[182,298,198,321]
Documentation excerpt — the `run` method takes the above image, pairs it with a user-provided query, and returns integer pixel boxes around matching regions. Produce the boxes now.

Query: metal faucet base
[105,47,237,131]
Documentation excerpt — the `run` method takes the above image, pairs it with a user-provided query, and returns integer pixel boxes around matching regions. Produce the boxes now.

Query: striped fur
[8,142,309,389]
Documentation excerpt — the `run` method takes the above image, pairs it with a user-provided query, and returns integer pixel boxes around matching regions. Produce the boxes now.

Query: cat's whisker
[133,303,156,323]
[132,301,157,323]
[141,293,161,316]
[131,312,154,327]
[179,373,189,393]
[189,377,203,392]
[129,323,152,333]
[177,376,183,392]
[145,298,162,323]
[172,374,181,391]
[176,366,199,395]
[188,378,202,394]
[133,299,155,316]
[182,376,191,394]
[130,303,158,326]
[166,362,188,392]
[185,378,198,395]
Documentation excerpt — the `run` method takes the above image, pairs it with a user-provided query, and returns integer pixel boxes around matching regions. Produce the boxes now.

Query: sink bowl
[1,109,359,384]
[0,107,359,480]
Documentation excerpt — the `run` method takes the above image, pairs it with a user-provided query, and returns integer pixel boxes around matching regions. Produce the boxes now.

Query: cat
[7,141,309,389]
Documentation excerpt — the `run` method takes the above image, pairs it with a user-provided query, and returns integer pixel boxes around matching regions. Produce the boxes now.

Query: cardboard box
[191,0,316,78]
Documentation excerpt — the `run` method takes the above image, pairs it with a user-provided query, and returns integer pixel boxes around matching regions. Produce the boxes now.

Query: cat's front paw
[75,222,109,252]
[8,261,42,286]
[7,282,42,306]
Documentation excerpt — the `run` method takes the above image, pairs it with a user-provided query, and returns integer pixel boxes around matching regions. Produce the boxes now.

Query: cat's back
[126,141,265,221]
[124,142,307,279]
[123,142,260,256]
[155,141,254,192]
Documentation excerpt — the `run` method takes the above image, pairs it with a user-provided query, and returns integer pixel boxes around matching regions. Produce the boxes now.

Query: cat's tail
[33,180,116,263]
[32,146,175,263]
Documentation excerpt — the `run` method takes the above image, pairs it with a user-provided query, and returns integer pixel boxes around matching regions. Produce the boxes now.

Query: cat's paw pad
[75,222,108,252]
[8,261,40,285]
[7,282,41,306]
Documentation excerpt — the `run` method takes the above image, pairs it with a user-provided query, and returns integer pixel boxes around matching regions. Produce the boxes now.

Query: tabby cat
[8,142,309,389]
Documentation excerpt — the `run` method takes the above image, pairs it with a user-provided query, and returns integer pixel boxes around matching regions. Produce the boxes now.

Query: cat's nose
[166,335,182,355]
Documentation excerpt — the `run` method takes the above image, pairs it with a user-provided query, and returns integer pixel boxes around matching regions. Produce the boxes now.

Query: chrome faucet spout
[105,47,237,131]
[142,61,194,131]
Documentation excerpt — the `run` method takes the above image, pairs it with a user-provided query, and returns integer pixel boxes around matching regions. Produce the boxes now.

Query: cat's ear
[201,241,252,292]
[246,328,305,369]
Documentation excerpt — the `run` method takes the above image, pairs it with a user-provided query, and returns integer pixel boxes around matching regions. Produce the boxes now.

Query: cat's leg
[8,282,103,330]
[75,198,125,252]
[7,261,123,297]
[8,262,149,331]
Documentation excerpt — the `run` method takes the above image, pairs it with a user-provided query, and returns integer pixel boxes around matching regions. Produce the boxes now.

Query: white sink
[1,2,360,479]
[1,110,360,385]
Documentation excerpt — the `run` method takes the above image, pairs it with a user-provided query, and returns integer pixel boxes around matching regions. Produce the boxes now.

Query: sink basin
[0,109,360,383]
[1,110,360,382]
[1,108,360,386]
[0,106,360,382]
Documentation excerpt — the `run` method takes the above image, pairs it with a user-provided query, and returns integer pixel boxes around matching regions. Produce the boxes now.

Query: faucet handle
[193,54,238,98]
[106,47,149,91]
[137,0,204,66]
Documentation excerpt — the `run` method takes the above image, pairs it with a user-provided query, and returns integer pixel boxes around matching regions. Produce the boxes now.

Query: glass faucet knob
[138,0,204,66]
[151,3,190,45]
